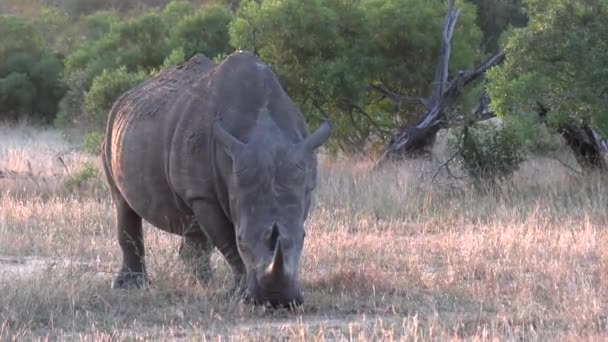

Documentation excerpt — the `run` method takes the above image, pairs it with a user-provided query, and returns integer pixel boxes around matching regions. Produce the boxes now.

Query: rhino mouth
[241,224,304,308]
[243,267,303,308]
[243,284,303,308]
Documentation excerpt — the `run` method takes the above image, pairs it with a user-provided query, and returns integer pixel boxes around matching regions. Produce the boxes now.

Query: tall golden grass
[1,124,607,340]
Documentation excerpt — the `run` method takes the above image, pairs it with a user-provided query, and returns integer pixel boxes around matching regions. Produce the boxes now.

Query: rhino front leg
[179,225,214,283]
[191,201,246,295]
[111,196,147,289]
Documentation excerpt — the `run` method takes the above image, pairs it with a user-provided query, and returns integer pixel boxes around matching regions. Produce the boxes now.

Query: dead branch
[374,0,506,167]
[375,48,505,166]
[368,84,428,108]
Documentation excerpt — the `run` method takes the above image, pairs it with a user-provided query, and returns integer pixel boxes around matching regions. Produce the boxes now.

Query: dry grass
[0,123,102,199]
[1,124,608,340]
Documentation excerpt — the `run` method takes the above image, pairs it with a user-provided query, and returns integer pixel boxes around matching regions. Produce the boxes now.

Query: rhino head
[213,115,331,307]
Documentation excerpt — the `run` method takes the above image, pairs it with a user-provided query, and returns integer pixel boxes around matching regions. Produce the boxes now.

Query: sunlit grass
[1,125,607,340]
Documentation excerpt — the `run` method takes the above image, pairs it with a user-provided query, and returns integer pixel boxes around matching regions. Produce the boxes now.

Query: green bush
[0,16,66,123]
[62,161,105,193]
[65,11,171,83]
[54,70,89,127]
[487,0,608,148]
[171,5,233,60]
[81,131,104,155]
[452,120,524,188]
[162,0,195,28]
[85,67,148,120]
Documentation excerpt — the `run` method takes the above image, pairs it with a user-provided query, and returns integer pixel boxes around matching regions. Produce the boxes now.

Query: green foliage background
[0,16,66,123]
[487,0,608,149]
[0,0,606,177]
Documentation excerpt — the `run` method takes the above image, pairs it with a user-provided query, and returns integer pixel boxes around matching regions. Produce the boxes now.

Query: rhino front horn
[266,237,285,278]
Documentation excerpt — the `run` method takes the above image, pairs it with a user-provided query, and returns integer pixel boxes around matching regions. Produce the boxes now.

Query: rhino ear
[213,121,245,156]
[302,119,332,152]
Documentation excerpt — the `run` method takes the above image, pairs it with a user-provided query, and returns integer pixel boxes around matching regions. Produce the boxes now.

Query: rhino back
[171,51,312,220]
[104,51,312,233]
[203,51,309,144]
[104,55,217,233]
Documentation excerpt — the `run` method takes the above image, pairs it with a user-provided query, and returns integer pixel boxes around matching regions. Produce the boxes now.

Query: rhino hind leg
[111,196,147,289]
[179,229,214,283]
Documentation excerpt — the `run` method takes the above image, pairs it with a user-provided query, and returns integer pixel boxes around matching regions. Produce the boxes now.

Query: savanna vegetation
[1,0,608,339]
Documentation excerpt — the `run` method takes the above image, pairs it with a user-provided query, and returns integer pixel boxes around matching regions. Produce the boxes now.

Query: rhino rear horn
[213,121,245,156]
[302,120,332,152]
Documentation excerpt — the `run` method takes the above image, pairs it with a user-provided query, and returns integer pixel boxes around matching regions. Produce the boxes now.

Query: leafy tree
[171,5,233,59]
[0,16,66,122]
[465,0,527,52]
[32,7,70,51]
[487,0,608,169]
[65,11,171,83]
[162,0,195,27]
[231,0,377,151]
[364,0,480,91]
[230,0,481,152]
[85,66,147,118]
[62,11,120,50]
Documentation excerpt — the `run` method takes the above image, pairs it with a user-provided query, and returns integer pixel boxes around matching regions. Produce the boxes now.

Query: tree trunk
[537,103,607,172]
[559,125,607,171]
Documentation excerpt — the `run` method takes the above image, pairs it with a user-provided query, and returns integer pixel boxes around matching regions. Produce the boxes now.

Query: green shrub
[81,131,104,155]
[487,0,608,149]
[62,161,104,193]
[65,11,171,84]
[85,67,147,121]
[162,0,195,28]
[160,47,186,69]
[172,5,233,60]
[448,120,525,189]
[54,70,89,128]
[0,16,66,123]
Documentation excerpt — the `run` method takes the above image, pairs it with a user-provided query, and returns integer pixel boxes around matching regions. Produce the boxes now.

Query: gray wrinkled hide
[102,51,330,307]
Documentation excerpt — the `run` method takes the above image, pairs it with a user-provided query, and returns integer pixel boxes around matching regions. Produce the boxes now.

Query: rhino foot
[111,271,147,289]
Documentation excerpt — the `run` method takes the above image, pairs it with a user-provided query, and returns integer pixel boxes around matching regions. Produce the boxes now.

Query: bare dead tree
[373,0,505,167]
